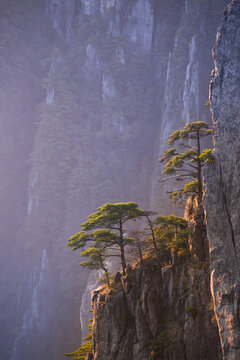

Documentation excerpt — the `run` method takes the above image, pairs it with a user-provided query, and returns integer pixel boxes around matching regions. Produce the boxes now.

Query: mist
[0,1,229,359]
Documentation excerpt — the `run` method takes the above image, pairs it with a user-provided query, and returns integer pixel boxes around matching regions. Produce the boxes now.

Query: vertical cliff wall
[0,1,230,359]
[204,0,240,359]
[150,0,228,213]
[91,223,222,360]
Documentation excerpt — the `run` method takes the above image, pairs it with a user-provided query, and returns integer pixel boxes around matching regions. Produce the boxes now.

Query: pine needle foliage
[68,230,116,286]
[159,121,214,202]
[64,320,93,359]
[64,341,92,360]
[67,202,145,275]
[154,215,191,257]
[80,246,111,286]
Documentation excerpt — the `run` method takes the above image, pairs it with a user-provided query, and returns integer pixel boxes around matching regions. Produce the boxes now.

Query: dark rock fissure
[220,164,240,278]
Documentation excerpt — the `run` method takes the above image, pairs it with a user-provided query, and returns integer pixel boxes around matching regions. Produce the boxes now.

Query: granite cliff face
[0,1,230,359]
[89,3,240,358]
[204,0,240,359]
[90,204,222,360]
[91,260,221,360]
[90,2,240,359]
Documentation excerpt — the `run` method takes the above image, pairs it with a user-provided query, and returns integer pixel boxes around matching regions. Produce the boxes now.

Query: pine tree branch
[163,174,195,182]
[182,161,198,170]
[175,167,197,174]
[166,189,183,194]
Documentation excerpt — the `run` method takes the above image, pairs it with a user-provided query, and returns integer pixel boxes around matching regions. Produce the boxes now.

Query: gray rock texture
[0,0,229,358]
[204,0,240,359]
[91,261,221,360]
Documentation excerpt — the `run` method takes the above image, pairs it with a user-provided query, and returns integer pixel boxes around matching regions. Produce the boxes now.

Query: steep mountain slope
[204,0,240,358]
[91,260,221,360]
[0,1,229,359]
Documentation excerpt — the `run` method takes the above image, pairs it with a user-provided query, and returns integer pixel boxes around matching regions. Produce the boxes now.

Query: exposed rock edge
[204,0,240,359]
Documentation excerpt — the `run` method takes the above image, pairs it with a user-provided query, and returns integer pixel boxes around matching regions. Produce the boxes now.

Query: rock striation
[91,205,222,360]
[0,1,229,359]
[91,260,221,360]
[204,0,240,359]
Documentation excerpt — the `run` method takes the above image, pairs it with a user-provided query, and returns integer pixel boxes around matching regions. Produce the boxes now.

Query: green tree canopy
[159,121,214,202]
[80,246,110,286]
[81,202,145,230]
[154,215,191,258]
[65,319,93,359]
[67,202,145,274]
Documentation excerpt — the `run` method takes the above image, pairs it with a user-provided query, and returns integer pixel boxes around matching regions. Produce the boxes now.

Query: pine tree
[80,246,110,287]
[144,211,161,262]
[67,202,145,275]
[154,215,191,259]
[159,121,214,202]
[64,318,93,359]
[129,229,149,265]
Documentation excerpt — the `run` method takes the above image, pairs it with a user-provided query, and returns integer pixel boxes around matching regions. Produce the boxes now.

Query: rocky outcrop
[91,261,221,360]
[90,194,226,360]
[204,1,240,359]
[0,1,229,359]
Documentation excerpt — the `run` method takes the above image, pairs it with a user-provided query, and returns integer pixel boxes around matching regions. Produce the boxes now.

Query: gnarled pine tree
[159,121,214,203]
[67,202,145,275]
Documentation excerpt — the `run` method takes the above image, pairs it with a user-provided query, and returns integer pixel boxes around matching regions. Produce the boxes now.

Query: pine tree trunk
[146,215,161,263]
[105,270,110,287]
[138,241,143,265]
[100,256,110,287]
[119,220,127,275]
[197,130,202,201]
